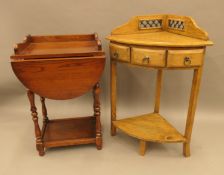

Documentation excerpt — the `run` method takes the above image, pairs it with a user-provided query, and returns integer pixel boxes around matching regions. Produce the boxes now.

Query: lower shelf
[113,113,186,143]
[42,116,96,148]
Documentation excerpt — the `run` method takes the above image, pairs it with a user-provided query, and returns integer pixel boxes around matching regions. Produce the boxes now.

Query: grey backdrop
[0,1,223,175]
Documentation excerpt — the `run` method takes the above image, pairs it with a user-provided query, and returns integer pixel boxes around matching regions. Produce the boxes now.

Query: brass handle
[184,57,191,66]
[113,52,119,59]
[142,56,150,64]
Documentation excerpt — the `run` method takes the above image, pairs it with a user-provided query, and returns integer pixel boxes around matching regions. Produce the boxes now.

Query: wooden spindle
[93,83,102,150]
[40,97,48,138]
[27,90,45,156]
[40,97,49,125]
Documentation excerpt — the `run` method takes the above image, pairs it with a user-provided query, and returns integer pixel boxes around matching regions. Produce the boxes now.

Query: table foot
[111,125,117,136]
[139,140,147,156]
[37,145,45,156]
[183,142,190,157]
[96,134,102,150]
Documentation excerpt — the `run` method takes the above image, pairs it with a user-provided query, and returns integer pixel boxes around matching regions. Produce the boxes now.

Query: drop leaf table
[11,33,105,156]
[107,14,213,156]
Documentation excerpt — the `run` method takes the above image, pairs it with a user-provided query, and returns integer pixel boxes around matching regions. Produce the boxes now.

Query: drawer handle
[113,52,119,59]
[142,56,150,64]
[184,57,191,66]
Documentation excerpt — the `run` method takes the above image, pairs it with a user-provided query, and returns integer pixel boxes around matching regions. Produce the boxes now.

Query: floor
[0,93,223,175]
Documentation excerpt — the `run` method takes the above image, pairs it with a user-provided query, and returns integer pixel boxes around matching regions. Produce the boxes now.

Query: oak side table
[11,33,105,156]
[107,14,213,156]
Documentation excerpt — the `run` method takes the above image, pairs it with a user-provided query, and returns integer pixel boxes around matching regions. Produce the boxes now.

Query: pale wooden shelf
[113,113,186,143]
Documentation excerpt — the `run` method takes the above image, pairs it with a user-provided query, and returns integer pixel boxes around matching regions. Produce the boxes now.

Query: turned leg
[139,140,147,156]
[40,97,49,125]
[40,97,49,136]
[93,83,102,150]
[111,60,117,136]
[183,68,202,157]
[27,90,45,156]
[154,69,163,113]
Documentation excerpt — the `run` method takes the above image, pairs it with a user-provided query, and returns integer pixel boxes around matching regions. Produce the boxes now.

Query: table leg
[139,140,147,156]
[40,97,49,136]
[27,90,45,156]
[40,97,49,124]
[93,83,102,150]
[154,69,163,113]
[183,68,203,157]
[111,60,117,136]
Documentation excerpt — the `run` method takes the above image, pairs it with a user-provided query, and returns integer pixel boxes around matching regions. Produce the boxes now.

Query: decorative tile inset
[168,19,185,30]
[139,19,162,29]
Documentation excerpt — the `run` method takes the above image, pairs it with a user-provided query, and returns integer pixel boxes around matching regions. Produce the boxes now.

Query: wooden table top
[107,31,213,47]
[11,33,104,60]
[19,41,98,55]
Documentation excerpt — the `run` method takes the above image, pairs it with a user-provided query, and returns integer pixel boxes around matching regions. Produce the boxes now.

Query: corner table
[107,14,213,156]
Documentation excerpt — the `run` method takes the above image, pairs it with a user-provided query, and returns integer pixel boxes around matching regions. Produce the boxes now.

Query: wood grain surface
[12,57,105,100]
[113,113,186,143]
[107,32,213,47]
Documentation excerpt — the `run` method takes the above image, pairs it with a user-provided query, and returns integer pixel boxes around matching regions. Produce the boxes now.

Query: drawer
[167,49,204,68]
[110,43,130,62]
[131,47,166,67]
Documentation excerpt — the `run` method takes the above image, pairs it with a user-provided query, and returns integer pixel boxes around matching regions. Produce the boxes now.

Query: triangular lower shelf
[113,113,186,143]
